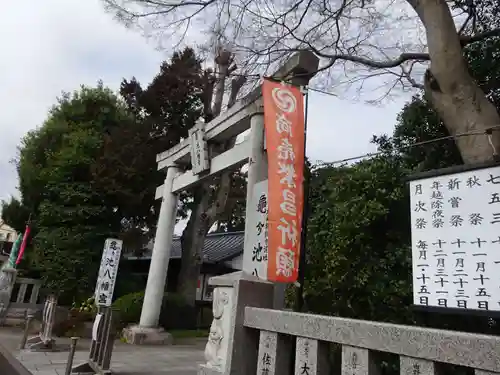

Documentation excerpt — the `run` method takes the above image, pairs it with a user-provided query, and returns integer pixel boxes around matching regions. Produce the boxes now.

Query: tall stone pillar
[243,113,267,252]
[242,113,285,308]
[0,268,17,324]
[124,165,180,345]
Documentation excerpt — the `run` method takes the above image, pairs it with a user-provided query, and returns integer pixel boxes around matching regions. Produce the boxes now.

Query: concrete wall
[224,254,243,270]
[0,223,18,243]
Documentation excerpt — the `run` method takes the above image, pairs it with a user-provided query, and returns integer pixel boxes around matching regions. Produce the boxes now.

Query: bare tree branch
[400,61,425,89]
[327,52,430,69]
[227,75,247,107]
[461,27,500,45]
[103,0,500,124]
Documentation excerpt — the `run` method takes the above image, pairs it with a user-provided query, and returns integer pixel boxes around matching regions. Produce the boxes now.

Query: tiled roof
[127,231,244,264]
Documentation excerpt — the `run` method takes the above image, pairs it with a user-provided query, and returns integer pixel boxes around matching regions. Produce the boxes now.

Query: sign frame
[408,160,500,317]
[189,122,210,175]
[94,238,123,307]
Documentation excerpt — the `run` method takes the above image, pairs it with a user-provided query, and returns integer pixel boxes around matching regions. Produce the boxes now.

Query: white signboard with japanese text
[94,238,122,307]
[243,180,269,280]
[189,123,209,175]
[410,165,500,312]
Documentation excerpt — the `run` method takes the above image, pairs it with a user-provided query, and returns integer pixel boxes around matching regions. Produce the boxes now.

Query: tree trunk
[177,163,235,309]
[177,49,238,310]
[178,186,213,308]
[408,0,500,163]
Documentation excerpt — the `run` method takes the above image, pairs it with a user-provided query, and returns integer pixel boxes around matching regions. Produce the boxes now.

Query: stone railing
[7,277,43,318]
[244,307,500,375]
[0,268,17,323]
[0,276,43,325]
[197,272,500,375]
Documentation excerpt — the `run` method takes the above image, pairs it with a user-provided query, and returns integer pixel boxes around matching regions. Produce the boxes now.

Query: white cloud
[0,0,412,212]
[306,92,409,164]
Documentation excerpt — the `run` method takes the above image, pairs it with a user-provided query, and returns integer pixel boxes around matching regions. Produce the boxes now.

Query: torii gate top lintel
[155,51,319,170]
[153,51,319,198]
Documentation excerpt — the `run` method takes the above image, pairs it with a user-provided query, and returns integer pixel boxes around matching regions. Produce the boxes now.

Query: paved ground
[0,328,206,375]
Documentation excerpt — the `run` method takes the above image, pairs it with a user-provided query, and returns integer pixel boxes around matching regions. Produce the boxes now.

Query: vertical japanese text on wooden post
[189,123,210,175]
[94,238,123,306]
[243,180,269,279]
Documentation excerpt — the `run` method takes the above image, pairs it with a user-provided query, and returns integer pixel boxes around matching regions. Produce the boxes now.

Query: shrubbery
[72,297,97,316]
[112,291,199,330]
[112,291,144,328]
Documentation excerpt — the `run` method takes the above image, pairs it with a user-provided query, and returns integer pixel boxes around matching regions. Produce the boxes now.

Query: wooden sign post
[71,239,122,374]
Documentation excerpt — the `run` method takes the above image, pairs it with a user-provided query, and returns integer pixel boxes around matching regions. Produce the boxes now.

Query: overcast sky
[0,0,413,208]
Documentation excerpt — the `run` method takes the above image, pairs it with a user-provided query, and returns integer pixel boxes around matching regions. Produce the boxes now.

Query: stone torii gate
[123,51,319,345]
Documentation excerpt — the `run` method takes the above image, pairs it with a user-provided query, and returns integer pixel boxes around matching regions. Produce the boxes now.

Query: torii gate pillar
[124,165,180,345]
[140,166,180,328]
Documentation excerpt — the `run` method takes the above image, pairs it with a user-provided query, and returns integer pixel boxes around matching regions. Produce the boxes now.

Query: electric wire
[227,70,500,168]
[313,125,500,168]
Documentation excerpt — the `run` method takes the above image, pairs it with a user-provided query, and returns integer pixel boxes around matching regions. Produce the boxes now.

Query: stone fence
[1,277,43,325]
[244,307,500,375]
[8,278,42,317]
[198,272,500,375]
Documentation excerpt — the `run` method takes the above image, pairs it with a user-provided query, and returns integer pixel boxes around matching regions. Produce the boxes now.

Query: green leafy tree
[2,48,210,299]
[15,84,133,303]
[373,95,463,172]
[304,157,414,323]
[1,198,30,233]
[94,47,206,235]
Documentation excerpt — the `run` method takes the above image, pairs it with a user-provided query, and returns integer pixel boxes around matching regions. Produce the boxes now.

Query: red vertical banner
[16,224,31,265]
[262,79,305,283]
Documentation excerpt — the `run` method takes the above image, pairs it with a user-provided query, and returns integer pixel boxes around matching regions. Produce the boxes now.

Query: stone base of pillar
[122,325,173,345]
[198,364,224,375]
[26,335,58,352]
